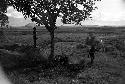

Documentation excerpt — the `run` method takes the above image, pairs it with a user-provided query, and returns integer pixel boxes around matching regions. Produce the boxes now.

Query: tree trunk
[33,27,37,48]
[48,30,55,61]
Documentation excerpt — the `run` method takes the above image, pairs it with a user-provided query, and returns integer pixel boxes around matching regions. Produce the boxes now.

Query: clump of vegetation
[106,38,125,51]
[76,43,86,49]
[0,44,47,71]
[52,55,69,67]
[7,72,30,84]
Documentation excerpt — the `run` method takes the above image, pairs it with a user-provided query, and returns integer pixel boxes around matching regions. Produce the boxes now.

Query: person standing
[33,27,37,48]
[85,33,98,64]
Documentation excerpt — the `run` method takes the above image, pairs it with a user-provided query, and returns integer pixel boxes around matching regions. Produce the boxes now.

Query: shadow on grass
[0,44,89,83]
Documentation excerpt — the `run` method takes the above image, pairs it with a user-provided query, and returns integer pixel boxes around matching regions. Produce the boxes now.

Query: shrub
[0,45,47,70]
[0,49,24,69]
[53,55,69,66]
[17,45,47,68]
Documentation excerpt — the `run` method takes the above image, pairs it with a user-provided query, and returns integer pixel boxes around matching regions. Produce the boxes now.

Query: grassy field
[1,26,125,84]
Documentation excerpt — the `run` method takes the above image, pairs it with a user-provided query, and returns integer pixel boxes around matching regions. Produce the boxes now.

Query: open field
[1,26,125,84]
[5,26,125,47]
[5,26,125,34]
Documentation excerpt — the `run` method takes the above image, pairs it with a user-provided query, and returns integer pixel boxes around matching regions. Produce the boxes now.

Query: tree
[5,0,99,60]
[0,0,8,13]
[0,13,9,27]
[0,13,9,44]
[0,0,9,44]
[0,0,9,27]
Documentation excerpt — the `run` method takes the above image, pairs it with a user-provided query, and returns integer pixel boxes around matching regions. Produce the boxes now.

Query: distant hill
[25,23,36,28]
[8,17,32,27]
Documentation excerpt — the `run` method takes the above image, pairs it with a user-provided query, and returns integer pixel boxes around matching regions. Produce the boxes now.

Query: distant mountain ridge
[25,23,36,28]
[8,17,32,27]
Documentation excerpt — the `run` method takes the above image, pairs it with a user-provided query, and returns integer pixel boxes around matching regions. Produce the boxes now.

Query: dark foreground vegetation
[1,26,125,84]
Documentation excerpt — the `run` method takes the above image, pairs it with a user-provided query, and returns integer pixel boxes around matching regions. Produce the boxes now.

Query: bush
[0,45,47,70]
[53,55,69,66]
[0,49,24,69]
[16,45,47,68]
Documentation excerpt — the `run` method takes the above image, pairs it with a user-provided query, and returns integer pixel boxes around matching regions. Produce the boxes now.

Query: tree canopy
[7,0,98,30]
[3,0,100,60]
[0,0,8,13]
[0,0,9,27]
[0,13,9,27]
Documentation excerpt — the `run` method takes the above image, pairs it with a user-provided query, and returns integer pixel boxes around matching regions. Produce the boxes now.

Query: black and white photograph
[0,0,125,84]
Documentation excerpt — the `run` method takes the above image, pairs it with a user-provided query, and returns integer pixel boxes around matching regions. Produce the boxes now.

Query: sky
[5,0,125,26]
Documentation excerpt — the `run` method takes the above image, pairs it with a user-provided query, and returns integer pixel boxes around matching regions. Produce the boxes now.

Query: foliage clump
[0,44,47,70]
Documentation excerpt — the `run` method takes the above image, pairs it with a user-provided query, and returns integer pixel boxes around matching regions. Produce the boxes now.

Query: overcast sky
[6,0,125,26]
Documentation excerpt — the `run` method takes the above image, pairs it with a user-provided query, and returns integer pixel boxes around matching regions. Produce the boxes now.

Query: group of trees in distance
[0,0,101,61]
